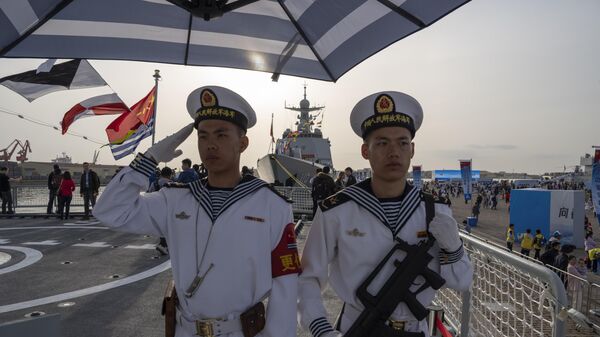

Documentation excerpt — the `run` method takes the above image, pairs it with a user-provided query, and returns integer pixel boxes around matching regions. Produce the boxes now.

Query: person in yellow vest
[589,247,600,275]
[506,223,515,252]
[519,228,534,257]
[533,229,545,260]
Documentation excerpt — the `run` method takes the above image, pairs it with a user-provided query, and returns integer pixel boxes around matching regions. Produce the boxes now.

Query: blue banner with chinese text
[593,150,600,224]
[412,166,422,190]
[460,160,472,201]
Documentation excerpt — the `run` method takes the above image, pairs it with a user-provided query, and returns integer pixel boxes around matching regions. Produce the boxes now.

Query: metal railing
[435,232,570,337]
[273,186,314,215]
[6,185,315,215]
[544,262,600,329]
[7,185,106,210]
[459,229,600,333]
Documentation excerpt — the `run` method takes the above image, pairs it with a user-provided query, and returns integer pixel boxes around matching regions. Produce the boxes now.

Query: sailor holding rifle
[298,91,473,337]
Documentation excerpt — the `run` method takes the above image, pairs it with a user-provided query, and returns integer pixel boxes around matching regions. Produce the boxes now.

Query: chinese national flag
[106,87,156,144]
[131,86,156,125]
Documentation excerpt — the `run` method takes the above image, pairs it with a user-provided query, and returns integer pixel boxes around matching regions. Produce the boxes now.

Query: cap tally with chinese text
[187,86,256,131]
[350,91,423,139]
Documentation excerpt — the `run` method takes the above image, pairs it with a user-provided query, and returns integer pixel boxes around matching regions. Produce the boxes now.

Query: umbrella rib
[0,0,74,57]
[222,0,260,13]
[376,0,426,28]
[276,0,335,82]
[184,12,193,66]
[271,34,301,82]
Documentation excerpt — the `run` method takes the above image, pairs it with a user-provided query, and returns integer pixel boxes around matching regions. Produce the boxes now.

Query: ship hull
[256,154,326,187]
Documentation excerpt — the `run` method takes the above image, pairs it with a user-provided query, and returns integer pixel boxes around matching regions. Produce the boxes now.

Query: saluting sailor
[94,86,301,337]
[298,91,473,337]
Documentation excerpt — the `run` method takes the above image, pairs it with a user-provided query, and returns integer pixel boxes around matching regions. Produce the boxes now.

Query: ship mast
[284,83,324,134]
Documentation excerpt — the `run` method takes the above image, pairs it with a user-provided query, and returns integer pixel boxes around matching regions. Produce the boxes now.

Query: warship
[257,86,333,186]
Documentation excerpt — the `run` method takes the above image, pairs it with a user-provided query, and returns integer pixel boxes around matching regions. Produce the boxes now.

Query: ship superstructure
[257,86,332,186]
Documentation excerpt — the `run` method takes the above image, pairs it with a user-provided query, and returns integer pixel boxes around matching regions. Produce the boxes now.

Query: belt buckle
[388,319,405,331]
[196,320,215,337]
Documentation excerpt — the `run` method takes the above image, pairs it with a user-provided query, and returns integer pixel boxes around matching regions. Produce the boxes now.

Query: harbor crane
[0,139,22,162]
[0,139,31,162]
[16,140,32,162]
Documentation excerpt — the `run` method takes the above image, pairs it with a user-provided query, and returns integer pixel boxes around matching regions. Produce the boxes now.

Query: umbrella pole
[151,69,161,145]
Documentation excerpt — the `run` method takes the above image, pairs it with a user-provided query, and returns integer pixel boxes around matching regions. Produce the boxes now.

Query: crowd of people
[308,166,357,216]
[39,158,214,222]
[147,158,209,191]
[504,216,598,310]
[419,176,596,312]
[45,163,100,220]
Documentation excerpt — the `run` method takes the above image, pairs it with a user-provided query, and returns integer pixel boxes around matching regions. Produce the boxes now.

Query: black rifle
[344,238,446,337]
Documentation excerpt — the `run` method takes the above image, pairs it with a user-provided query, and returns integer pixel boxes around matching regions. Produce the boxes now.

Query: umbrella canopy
[0,0,470,82]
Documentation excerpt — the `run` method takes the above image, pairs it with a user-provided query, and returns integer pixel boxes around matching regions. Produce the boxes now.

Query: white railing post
[460,288,471,337]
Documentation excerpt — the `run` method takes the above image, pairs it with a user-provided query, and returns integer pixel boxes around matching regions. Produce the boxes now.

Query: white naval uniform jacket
[93,154,299,337]
[298,180,473,337]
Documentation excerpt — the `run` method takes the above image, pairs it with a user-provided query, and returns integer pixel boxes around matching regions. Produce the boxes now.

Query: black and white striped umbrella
[0,0,470,82]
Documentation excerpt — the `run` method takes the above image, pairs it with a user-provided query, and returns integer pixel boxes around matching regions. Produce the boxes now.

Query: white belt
[341,303,421,333]
[177,311,243,337]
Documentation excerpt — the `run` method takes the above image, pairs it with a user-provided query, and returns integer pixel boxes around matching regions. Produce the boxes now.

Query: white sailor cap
[350,91,423,139]
[187,86,257,131]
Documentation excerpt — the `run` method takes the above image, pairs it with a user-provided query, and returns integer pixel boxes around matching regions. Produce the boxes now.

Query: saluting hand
[429,213,462,252]
[145,123,194,163]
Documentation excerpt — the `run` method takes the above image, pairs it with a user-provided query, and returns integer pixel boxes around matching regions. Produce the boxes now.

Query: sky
[0,0,599,175]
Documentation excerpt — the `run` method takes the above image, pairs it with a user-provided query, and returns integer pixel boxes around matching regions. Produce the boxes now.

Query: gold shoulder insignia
[328,196,338,206]
[319,192,350,212]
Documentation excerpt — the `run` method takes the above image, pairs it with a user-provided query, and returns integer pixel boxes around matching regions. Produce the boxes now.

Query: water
[10,185,107,213]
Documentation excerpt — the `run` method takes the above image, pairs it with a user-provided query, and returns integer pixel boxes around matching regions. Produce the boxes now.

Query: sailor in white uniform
[94,86,301,337]
[298,91,473,337]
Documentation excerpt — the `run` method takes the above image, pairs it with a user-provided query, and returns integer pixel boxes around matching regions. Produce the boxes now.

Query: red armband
[271,223,302,277]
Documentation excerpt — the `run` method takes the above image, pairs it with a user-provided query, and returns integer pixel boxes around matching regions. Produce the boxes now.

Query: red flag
[61,93,129,134]
[106,87,156,145]
[131,86,156,125]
